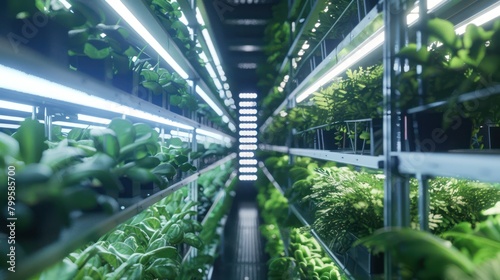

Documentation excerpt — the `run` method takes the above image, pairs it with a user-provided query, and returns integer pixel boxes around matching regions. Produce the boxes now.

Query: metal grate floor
[212,200,267,280]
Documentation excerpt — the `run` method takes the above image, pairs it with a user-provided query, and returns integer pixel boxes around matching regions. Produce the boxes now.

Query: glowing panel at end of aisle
[239,175,257,181]
[239,101,257,107]
[239,137,257,143]
[239,123,257,129]
[239,116,257,122]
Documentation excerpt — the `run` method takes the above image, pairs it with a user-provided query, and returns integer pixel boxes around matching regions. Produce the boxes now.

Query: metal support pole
[44,107,52,141]
[417,173,430,231]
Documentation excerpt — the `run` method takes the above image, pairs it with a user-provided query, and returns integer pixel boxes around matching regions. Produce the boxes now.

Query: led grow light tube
[105,0,189,79]
[295,0,500,104]
[454,1,500,35]
[0,115,25,122]
[197,128,224,140]
[0,65,194,131]
[239,152,255,157]
[0,124,20,129]
[77,114,111,125]
[239,159,257,165]
[195,86,224,116]
[296,30,385,103]
[52,121,105,129]
[0,100,33,112]
[239,175,257,181]
[239,93,258,99]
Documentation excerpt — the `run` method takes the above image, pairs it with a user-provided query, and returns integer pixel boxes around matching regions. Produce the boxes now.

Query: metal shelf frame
[112,0,237,128]
[258,162,355,279]
[0,39,236,142]
[6,154,236,280]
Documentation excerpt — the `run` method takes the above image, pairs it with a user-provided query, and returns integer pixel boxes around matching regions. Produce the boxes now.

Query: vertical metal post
[417,173,429,231]
[44,107,52,141]
[383,0,410,277]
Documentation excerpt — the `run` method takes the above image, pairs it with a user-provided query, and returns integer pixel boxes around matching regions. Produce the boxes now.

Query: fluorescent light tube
[239,109,257,115]
[455,2,500,35]
[195,86,224,116]
[0,65,194,131]
[197,128,224,140]
[239,130,257,136]
[0,124,20,129]
[239,175,257,181]
[239,159,257,165]
[239,116,257,122]
[0,100,33,112]
[52,121,105,129]
[228,122,236,132]
[77,114,111,125]
[0,115,25,122]
[214,79,223,90]
[202,29,221,66]
[239,137,257,143]
[239,167,257,173]
[239,101,257,107]
[206,63,217,78]
[239,123,257,129]
[105,0,189,79]
[296,30,385,103]
[239,152,255,157]
[239,144,257,150]
[239,93,257,99]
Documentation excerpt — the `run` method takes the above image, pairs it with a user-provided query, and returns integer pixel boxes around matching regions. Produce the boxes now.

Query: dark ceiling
[201,0,280,99]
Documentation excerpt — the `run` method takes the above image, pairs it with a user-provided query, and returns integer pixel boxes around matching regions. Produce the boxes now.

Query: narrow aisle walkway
[212,182,267,280]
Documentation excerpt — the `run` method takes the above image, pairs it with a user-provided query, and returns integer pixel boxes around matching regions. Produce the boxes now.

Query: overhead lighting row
[105,0,236,132]
[294,0,499,104]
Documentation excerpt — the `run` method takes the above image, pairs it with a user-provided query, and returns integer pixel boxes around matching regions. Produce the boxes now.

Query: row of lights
[238,92,258,181]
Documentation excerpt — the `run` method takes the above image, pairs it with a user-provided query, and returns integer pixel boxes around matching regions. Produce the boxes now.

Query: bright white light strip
[201,29,221,67]
[214,79,223,90]
[59,0,72,9]
[105,0,189,79]
[0,124,20,129]
[195,86,224,116]
[0,100,33,112]
[406,0,446,26]
[0,65,194,130]
[195,7,205,25]
[239,152,255,157]
[239,144,258,150]
[206,63,217,78]
[239,137,258,143]
[239,116,257,122]
[0,115,25,122]
[239,101,257,107]
[239,175,257,181]
[239,130,258,136]
[170,130,192,140]
[52,121,105,129]
[455,2,500,35]
[179,12,189,26]
[239,159,258,165]
[296,30,385,103]
[239,93,257,99]
[228,122,236,132]
[239,109,257,115]
[239,167,257,173]
[77,114,111,125]
[197,128,224,140]
[239,123,257,129]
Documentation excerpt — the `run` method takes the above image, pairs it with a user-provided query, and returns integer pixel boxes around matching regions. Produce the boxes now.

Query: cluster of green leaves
[34,188,204,280]
[398,18,500,126]
[359,203,500,279]
[182,177,237,280]
[290,165,500,254]
[197,162,233,222]
[256,0,290,92]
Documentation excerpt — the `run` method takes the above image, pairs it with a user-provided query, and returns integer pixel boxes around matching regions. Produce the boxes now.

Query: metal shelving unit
[7,154,236,280]
[258,0,500,279]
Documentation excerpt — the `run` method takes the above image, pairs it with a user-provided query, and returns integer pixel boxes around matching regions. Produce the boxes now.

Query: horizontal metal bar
[259,162,286,194]
[259,144,290,153]
[290,148,383,169]
[10,153,236,280]
[407,85,500,114]
[396,152,500,183]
